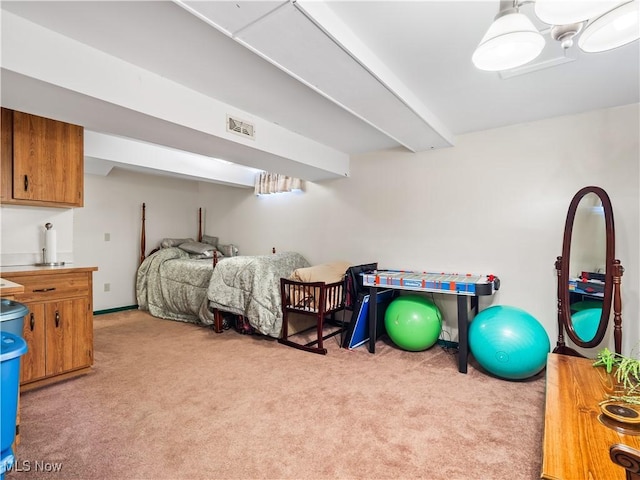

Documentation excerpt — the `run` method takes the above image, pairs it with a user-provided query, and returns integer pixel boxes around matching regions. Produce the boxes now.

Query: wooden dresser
[1,265,98,391]
[542,353,640,479]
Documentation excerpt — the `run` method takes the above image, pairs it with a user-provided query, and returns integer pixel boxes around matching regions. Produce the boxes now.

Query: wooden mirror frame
[553,186,624,356]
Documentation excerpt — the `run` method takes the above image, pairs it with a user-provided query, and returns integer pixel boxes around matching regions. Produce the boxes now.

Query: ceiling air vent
[227,115,255,140]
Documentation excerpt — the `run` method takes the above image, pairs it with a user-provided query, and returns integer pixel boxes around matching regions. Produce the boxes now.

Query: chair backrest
[344,262,377,308]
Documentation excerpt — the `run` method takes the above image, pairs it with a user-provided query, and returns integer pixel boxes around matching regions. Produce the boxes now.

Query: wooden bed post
[140,202,146,265]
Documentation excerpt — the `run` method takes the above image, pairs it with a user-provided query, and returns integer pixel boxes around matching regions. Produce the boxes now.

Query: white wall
[1,103,638,356]
[72,169,227,311]
[205,103,640,355]
[0,205,74,265]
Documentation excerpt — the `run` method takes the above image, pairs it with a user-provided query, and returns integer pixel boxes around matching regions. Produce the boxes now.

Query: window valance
[254,171,303,195]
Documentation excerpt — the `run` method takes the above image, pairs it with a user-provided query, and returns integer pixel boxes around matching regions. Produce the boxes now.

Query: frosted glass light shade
[472,12,545,71]
[534,0,622,25]
[579,1,640,52]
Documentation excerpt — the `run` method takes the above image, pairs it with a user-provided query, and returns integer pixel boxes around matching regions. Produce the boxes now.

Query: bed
[135,203,310,337]
[205,251,311,338]
[137,245,217,326]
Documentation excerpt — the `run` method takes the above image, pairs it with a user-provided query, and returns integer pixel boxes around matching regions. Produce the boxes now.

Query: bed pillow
[161,238,194,248]
[190,250,225,260]
[290,260,352,284]
[179,241,215,257]
[201,235,219,248]
[218,244,239,257]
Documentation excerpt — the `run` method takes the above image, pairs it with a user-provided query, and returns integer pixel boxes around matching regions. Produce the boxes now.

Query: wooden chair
[278,263,379,354]
[279,278,346,354]
[610,444,640,480]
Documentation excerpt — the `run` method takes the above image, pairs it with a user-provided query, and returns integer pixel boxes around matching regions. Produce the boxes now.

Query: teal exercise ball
[469,305,550,380]
[571,308,602,341]
[384,295,442,351]
[570,300,602,313]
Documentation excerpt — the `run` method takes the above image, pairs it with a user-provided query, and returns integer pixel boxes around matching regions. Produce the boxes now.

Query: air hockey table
[362,269,500,373]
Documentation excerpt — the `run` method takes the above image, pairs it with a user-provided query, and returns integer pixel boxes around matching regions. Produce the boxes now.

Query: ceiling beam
[176,0,455,152]
[84,131,260,187]
[0,10,350,182]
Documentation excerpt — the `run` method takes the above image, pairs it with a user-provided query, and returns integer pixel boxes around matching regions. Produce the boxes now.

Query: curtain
[254,171,303,195]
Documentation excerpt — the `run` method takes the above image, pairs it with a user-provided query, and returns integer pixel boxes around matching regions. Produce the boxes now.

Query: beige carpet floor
[6,309,546,480]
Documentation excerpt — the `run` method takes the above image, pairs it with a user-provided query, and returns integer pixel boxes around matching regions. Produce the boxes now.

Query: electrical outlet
[104,283,110,292]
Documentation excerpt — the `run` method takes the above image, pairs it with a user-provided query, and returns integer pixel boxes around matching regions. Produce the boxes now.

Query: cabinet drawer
[7,273,89,302]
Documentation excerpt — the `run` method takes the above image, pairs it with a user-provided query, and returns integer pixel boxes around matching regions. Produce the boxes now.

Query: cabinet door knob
[29,313,35,331]
[33,287,56,292]
[55,311,60,328]
[24,174,28,191]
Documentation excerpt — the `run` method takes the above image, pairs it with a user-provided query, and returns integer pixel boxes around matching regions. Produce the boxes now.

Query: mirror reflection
[568,192,606,342]
[554,185,623,357]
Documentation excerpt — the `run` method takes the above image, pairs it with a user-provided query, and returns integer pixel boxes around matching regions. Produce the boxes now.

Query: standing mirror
[553,186,624,357]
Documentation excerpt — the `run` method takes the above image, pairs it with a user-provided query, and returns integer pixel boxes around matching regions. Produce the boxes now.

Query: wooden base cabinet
[20,303,46,382]
[21,298,92,383]
[2,267,97,391]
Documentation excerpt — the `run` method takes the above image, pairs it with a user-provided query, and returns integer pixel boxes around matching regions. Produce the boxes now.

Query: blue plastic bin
[0,299,28,336]
[0,332,27,480]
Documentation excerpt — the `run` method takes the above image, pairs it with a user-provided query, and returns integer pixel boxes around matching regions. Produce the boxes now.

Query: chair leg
[278,310,329,355]
[281,309,290,339]
[317,312,324,352]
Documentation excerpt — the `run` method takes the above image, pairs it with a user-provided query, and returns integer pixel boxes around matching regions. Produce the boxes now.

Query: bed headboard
[140,202,147,266]
[139,204,203,265]
[138,203,276,265]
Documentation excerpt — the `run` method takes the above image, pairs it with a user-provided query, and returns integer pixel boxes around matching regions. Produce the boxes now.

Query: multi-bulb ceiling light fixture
[472,0,640,71]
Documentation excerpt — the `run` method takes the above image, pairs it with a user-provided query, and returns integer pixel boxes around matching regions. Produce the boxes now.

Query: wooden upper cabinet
[1,108,13,203]
[1,108,84,207]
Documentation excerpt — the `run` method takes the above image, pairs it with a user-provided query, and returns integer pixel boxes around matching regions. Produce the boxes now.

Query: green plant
[593,348,640,404]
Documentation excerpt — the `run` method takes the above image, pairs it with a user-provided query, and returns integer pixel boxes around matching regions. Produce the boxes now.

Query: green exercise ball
[384,295,442,351]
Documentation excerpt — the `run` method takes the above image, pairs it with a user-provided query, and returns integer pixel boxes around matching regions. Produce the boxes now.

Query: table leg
[368,286,378,353]
[457,295,468,373]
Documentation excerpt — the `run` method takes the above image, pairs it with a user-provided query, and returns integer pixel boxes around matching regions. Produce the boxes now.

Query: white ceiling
[1,1,638,186]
